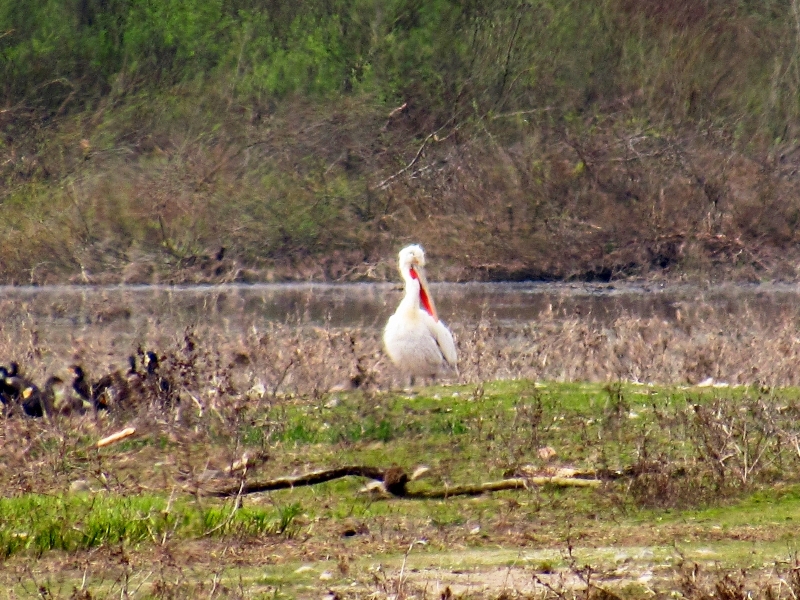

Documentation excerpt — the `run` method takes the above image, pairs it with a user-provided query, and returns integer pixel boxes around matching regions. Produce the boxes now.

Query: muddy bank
[24,232,800,287]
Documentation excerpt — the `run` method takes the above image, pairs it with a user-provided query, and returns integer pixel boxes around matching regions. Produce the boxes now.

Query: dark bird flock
[0,350,173,419]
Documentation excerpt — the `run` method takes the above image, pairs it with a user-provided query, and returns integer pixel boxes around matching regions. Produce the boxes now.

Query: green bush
[4,0,800,283]
[3,0,798,133]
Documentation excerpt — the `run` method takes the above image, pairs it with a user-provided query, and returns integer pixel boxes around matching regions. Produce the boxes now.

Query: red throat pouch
[410,267,435,317]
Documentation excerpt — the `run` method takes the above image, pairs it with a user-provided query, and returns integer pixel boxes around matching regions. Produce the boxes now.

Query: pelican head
[398,244,426,275]
[397,244,438,321]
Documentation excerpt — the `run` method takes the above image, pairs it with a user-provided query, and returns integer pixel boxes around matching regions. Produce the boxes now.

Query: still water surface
[4,282,800,385]
[2,281,800,333]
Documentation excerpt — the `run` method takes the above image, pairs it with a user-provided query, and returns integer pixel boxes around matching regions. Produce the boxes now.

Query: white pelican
[383,244,457,383]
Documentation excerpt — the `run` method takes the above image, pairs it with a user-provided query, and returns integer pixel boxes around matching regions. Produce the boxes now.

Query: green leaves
[4,0,799,133]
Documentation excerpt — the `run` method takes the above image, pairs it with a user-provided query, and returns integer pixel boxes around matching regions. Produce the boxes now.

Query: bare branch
[375,118,456,191]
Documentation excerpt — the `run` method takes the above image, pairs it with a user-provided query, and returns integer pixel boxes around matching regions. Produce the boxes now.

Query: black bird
[3,362,25,399]
[127,355,139,378]
[144,352,160,377]
[20,376,63,418]
[0,363,57,417]
[71,363,134,412]
[143,351,173,405]
[2,362,29,405]
[93,367,130,410]
[125,355,144,399]
[70,365,93,409]
[70,365,112,411]
[0,366,14,406]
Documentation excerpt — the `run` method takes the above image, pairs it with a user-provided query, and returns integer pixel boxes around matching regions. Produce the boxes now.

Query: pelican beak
[412,265,439,321]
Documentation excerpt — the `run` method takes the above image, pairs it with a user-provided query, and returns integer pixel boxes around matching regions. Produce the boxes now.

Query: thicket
[3,0,800,283]
[5,0,799,130]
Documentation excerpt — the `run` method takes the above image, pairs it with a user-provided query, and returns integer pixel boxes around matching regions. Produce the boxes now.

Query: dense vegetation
[3,0,800,283]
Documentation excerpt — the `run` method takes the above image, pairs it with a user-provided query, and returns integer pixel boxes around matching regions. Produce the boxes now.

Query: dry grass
[6,284,800,394]
[3,287,800,597]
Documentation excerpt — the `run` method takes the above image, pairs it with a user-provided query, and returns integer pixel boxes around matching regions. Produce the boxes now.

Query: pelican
[383,244,457,383]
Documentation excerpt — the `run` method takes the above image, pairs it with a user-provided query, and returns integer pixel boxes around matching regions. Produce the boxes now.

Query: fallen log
[512,462,676,481]
[206,465,600,499]
[206,466,385,497]
[404,476,600,499]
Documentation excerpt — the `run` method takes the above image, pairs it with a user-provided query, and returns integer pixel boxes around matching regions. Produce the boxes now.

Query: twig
[204,477,246,536]
[207,466,385,496]
[272,358,295,397]
[408,476,599,499]
[397,540,425,598]
[494,11,524,110]
[96,427,136,448]
[162,486,178,545]
[375,118,456,191]
[490,107,555,120]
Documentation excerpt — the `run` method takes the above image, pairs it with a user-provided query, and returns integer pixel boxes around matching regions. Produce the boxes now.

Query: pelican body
[383,245,457,381]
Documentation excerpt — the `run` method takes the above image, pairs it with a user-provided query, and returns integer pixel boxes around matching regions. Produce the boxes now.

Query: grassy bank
[4,1,800,284]
[0,494,301,558]
[3,380,800,597]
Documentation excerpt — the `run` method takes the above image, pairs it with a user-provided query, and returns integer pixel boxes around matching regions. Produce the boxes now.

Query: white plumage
[383,245,457,381]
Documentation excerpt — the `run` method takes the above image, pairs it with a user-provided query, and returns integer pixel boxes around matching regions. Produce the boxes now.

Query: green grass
[654,486,800,530]
[0,493,300,558]
[5,379,800,600]
[11,382,800,545]
[261,380,798,480]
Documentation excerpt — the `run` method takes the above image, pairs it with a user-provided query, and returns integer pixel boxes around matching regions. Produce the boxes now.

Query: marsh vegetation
[2,286,800,597]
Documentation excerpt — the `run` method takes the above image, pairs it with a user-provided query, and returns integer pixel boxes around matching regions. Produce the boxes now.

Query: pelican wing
[426,314,458,371]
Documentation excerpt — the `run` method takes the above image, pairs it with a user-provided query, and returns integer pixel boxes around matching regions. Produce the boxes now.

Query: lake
[3,282,800,387]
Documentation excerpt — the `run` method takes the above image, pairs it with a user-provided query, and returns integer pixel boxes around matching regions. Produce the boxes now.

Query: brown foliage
[4,97,800,284]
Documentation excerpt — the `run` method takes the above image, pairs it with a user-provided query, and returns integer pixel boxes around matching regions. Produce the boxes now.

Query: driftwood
[96,427,136,448]
[206,465,600,499]
[407,476,599,499]
[511,463,671,481]
[206,466,386,497]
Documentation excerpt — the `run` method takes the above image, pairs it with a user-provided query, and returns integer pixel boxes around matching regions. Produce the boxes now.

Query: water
[4,281,800,385]
[3,281,800,331]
